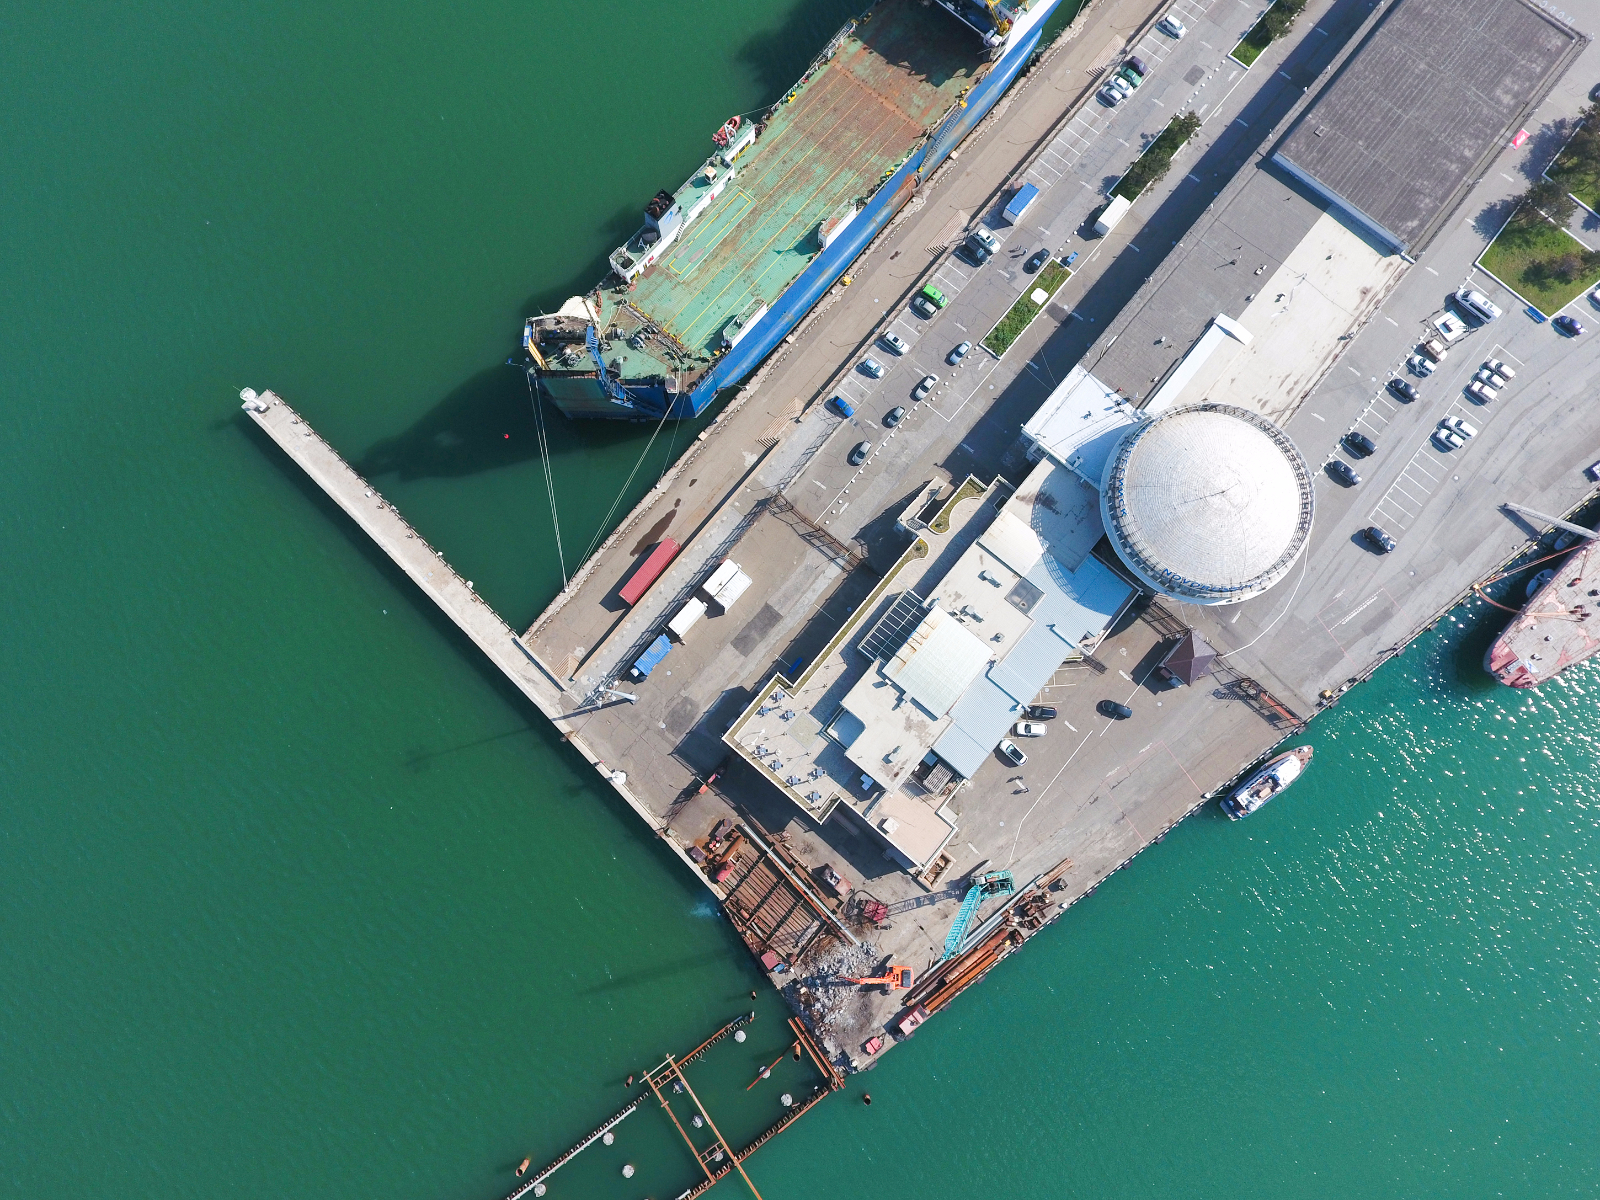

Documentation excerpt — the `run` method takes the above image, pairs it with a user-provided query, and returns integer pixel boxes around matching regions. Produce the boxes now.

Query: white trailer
[1093,195,1131,236]
[705,569,752,614]
[666,597,707,641]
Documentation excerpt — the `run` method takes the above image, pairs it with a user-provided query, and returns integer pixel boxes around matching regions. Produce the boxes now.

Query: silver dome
[1100,404,1314,604]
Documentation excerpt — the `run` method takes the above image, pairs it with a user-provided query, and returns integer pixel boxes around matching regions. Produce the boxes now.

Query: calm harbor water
[2,3,1596,1197]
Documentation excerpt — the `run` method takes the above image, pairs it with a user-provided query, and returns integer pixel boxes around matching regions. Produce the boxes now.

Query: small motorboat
[1220,746,1312,819]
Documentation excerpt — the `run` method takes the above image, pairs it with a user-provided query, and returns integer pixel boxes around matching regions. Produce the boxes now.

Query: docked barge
[522,0,1067,420]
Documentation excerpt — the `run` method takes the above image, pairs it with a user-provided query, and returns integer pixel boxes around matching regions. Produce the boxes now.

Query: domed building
[1099,403,1314,605]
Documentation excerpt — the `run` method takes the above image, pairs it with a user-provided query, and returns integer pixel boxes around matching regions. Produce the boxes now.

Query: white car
[879,332,908,356]
[1407,353,1435,376]
[1456,287,1503,322]
[1591,286,1600,308]
[1432,426,1466,451]
[1107,74,1133,100]
[998,739,1027,767]
[1483,357,1515,380]
[1158,12,1187,37]
[1441,415,1479,440]
[1475,367,1507,389]
[1467,379,1498,403]
[913,374,939,400]
[1013,721,1048,738]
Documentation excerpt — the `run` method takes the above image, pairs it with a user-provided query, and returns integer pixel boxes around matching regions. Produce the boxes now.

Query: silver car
[860,356,885,378]
[1483,357,1515,380]
[1158,13,1187,37]
[1441,415,1479,440]
[913,374,939,400]
[1475,367,1507,389]
[1432,426,1466,451]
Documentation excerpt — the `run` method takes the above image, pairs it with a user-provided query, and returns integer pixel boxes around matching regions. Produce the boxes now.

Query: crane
[940,870,1014,961]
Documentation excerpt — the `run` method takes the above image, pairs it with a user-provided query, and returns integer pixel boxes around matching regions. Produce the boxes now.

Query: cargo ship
[1484,534,1600,687]
[522,0,1067,420]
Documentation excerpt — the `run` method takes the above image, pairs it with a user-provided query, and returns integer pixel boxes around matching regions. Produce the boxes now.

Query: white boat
[1220,746,1312,819]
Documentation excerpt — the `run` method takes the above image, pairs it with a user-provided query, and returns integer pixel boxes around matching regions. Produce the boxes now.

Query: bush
[1514,178,1577,228]
[1111,112,1203,201]
[1232,0,1308,65]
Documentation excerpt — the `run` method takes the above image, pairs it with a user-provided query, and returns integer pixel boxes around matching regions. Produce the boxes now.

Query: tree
[1515,178,1576,228]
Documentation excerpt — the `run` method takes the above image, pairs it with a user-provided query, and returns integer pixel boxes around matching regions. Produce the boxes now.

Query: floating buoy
[781,1093,793,1107]
[533,1185,546,1197]
[733,1029,746,1043]
[623,1163,635,1178]
[691,1114,703,1128]
[517,1157,531,1176]
[603,1131,614,1146]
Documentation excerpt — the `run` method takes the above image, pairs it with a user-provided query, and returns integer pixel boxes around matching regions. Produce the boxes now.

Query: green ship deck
[627,3,977,357]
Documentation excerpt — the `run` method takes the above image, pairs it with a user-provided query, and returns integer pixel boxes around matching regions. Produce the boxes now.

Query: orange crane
[841,965,914,990]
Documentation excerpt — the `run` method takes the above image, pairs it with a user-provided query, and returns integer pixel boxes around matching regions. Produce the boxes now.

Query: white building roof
[1021,365,1141,485]
[884,606,993,717]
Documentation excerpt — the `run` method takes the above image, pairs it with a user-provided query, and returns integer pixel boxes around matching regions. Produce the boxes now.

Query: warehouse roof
[1273,0,1584,253]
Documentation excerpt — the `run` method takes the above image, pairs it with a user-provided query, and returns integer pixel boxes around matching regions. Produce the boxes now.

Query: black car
[1097,700,1133,720]
[1024,249,1050,273]
[1327,459,1361,486]
[1024,705,1058,720]
[1344,430,1377,457]
[883,406,906,427]
[1554,314,1586,336]
[1364,525,1397,553]
[1387,377,1417,402]
[848,440,871,465]
[957,242,991,267]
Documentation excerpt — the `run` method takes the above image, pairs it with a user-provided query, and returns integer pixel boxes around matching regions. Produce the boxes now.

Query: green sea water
[2,3,1596,1198]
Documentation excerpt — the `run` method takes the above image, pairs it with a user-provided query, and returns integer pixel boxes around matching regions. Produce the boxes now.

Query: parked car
[879,332,908,355]
[1418,337,1449,363]
[1388,377,1417,402]
[957,241,991,267]
[911,294,939,317]
[997,739,1028,767]
[1467,380,1497,404]
[947,341,972,365]
[1024,248,1050,273]
[1591,285,1600,307]
[883,406,906,427]
[1483,357,1515,380]
[1023,705,1058,720]
[1013,721,1048,738]
[848,440,871,465]
[1475,366,1507,389]
[830,395,855,418]
[1107,74,1133,100]
[1097,700,1133,720]
[1158,12,1187,37]
[1407,354,1435,376]
[1455,287,1503,322]
[1365,525,1397,553]
[1119,65,1143,89]
[1441,415,1478,440]
[1554,314,1586,336]
[1126,55,1148,76]
[1098,84,1123,106]
[1344,430,1377,457]
[1432,426,1466,452]
[860,356,885,378]
[1327,459,1361,486]
[913,374,939,400]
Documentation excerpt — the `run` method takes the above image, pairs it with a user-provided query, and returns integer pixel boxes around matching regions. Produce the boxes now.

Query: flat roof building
[1272,0,1584,254]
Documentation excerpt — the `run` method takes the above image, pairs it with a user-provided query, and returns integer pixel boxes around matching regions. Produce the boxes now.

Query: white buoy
[691,1114,703,1128]
[622,1163,635,1178]
[733,1029,746,1043]
[533,1185,546,1197]
[781,1093,793,1106]
[602,1131,614,1146]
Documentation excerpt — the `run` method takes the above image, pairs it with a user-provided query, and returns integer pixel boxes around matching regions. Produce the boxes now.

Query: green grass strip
[982,262,1072,357]
[1478,217,1600,316]
[1231,0,1308,67]
[1111,112,1203,202]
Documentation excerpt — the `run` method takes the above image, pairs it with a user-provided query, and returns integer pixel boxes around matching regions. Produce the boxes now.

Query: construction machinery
[841,965,915,990]
[940,870,1015,960]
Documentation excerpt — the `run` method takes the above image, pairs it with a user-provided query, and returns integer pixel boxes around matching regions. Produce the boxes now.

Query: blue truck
[629,634,672,680]
[1002,182,1039,225]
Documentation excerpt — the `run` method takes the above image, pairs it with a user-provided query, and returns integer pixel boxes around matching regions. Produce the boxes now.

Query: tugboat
[1220,746,1313,819]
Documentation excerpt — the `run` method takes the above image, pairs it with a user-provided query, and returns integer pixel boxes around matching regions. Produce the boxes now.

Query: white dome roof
[1099,404,1313,604]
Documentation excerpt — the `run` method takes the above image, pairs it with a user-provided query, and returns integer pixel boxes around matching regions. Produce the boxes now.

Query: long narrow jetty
[239,389,706,874]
